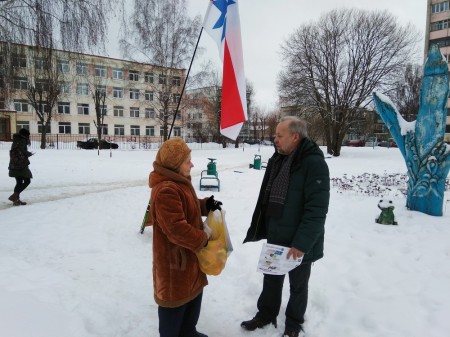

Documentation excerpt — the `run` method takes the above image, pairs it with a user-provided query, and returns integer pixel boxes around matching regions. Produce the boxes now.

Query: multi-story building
[0,43,185,142]
[425,0,450,142]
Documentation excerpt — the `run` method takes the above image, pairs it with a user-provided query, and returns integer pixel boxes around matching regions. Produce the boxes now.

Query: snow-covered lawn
[1,145,449,337]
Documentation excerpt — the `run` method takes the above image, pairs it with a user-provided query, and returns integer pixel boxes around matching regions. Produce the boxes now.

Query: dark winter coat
[244,138,330,263]
[149,163,209,308]
[8,133,33,179]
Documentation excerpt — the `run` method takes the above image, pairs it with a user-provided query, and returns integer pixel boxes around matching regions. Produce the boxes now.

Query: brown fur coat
[149,162,209,308]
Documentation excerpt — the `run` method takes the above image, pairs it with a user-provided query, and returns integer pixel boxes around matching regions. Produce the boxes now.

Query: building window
[113,68,123,80]
[159,74,167,85]
[130,88,140,99]
[0,99,4,109]
[173,94,181,103]
[129,70,139,81]
[35,79,49,92]
[77,83,89,95]
[38,122,51,133]
[146,126,155,136]
[59,82,70,93]
[59,122,71,134]
[76,62,88,75]
[130,107,140,118]
[79,123,90,134]
[113,106,124,117]
[173,127,181,137]
[58,60,70,73]
[99,124,108,135]
[95,65,106,78]
[14,100,29,112]
[77,103,89,115]
[34,58,48,70]
[130,125,140,136]
[431,19,450,32]
[13,77,28,90]
[113,87,123,98]
[145,90,154,101]
[98,105,107,116]
[145,108,155,118]
[17,121,30,130]
[145,72,154,83]
[12,54,27,68]
[58,102,70,114]
[114,124,125,135]
[172,76,181,86]
[432,1,449,13]
[95,85,106,95]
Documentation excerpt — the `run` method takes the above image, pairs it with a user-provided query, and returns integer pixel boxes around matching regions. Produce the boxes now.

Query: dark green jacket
[243,138,330,263]
[8,133,33,179]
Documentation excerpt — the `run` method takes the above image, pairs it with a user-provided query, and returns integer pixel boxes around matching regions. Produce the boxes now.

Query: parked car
[365,137,379,147]
[378,138,397,148]
[344,139,365,147]
[77,138,119,150]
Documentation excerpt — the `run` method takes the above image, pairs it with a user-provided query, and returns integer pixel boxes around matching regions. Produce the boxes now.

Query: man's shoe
[241,316,277,331]
[194,332,208,337]
[283,326,304,337]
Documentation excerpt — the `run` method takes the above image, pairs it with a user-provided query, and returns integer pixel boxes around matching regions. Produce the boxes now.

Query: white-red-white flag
[203,0,247,140]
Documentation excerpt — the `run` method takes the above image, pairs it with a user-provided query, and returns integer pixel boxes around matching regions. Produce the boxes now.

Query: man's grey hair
[280,116,308,138]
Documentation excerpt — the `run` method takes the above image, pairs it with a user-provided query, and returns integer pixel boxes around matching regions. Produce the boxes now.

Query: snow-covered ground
[0,144,449,337]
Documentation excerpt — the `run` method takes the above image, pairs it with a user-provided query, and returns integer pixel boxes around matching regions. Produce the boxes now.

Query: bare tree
[120,0,201,141]
[389,63,422,122]
[278,9,419,156]
[25,46,64,148]
[0,0,121,51]
[92,88,106,145]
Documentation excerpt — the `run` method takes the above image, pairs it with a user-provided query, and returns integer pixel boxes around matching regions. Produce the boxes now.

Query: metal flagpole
[167,27,204,140]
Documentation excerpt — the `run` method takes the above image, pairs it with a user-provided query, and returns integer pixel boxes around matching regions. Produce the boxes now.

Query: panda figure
[375,199,398,225]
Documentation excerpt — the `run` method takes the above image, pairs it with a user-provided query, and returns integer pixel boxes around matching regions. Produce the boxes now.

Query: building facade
[0,43,185,142]
[425,0,450,142]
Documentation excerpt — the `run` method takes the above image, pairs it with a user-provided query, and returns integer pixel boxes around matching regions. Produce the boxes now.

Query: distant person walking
[8,128,33,206]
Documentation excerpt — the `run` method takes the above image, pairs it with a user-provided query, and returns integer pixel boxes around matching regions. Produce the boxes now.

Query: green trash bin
[206,158,217,175]
[253,155,262,170]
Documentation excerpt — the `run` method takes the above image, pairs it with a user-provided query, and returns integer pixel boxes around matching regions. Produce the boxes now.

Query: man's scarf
[263,150,296,217]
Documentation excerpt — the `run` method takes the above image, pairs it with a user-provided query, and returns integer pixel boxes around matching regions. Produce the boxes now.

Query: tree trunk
[40,130,47,149]
[406,178,447,216]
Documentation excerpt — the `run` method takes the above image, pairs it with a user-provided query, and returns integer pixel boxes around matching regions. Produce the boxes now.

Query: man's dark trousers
[256,262,312,332]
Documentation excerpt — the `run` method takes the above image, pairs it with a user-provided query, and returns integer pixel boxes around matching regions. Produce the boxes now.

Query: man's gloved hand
[203,222,212,239]
[206,195,222,211]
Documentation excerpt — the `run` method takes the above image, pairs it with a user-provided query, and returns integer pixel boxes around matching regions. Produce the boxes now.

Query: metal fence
[1,134,164,150]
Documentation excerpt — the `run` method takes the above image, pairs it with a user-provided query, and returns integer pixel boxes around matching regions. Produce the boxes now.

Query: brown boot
[8,193,19,203]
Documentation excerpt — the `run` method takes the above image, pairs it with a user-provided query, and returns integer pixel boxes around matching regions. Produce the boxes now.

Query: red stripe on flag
[221,40,246,129]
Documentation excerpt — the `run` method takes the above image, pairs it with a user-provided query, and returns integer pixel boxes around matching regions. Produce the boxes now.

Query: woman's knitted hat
[156,138,191,171]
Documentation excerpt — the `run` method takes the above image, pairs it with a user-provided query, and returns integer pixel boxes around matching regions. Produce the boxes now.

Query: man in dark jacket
[241,117,330,337]
[8,128,33,206]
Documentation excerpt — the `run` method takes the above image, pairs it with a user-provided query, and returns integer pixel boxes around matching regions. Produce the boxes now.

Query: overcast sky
[186,0,427,111]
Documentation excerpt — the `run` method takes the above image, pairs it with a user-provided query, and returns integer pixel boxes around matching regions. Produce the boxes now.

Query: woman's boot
[8,193,19,203]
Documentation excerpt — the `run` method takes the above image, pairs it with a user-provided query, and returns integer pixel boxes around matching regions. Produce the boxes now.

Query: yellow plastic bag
[196,210,232,276]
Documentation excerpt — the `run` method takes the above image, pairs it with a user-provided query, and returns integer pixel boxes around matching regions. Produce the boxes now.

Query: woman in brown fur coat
[149,138,222,337]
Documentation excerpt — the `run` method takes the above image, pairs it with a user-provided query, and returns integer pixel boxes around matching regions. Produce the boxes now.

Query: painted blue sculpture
[373,44,450,216]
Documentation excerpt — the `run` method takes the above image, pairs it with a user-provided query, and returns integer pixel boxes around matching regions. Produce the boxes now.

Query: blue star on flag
[212,0,236,41]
